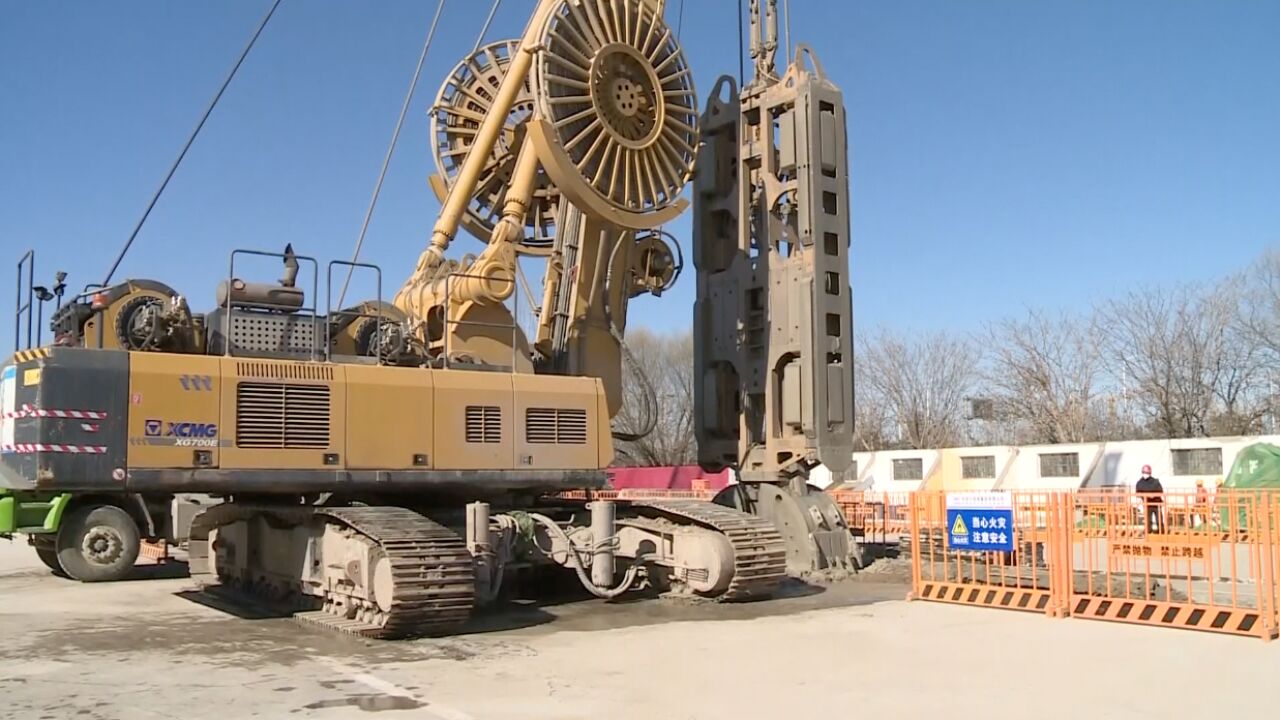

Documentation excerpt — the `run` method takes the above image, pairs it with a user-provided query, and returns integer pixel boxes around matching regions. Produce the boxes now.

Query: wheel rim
[81,526,125,567]
[123,297,164,350]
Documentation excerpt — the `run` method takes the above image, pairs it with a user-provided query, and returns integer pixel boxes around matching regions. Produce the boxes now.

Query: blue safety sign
[946,492,1015,552]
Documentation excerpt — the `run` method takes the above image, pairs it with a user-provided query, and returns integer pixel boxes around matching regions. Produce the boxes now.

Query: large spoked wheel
[531,0,699,229]
[431,39,561,253]
[56,505,141,582]
[31,536,65,575]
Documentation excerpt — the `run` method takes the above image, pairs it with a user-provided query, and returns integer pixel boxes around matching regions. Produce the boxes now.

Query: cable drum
[430,40,561,253]
[530,0,699,230]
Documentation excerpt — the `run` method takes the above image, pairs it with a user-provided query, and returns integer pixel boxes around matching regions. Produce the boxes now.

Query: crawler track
[627,499,787,601]
[191,504,474,640]
[296,507,475,639]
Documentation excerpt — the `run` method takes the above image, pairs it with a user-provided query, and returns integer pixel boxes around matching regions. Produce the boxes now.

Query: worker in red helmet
[1135,464,1165,533]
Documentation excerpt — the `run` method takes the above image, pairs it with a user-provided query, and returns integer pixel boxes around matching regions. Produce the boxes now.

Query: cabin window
[1039,452,1079,478]
[892,458,923,481]
[1171,448,1222,476]
[961,455,996,480]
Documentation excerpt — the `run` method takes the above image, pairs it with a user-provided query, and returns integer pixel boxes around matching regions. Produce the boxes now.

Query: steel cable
[470,0,503,55]
[101,0,283,287]
[337,0,448,307]
[737,0,745,87]
[783,0,792,60]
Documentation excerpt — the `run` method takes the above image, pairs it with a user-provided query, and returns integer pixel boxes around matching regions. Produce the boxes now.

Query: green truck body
[0,489,72,535]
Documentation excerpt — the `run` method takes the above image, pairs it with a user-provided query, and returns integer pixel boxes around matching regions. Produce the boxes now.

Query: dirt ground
[0,540,1274,720]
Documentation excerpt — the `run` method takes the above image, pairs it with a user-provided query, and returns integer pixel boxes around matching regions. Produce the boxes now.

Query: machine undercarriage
[189,498,785,638]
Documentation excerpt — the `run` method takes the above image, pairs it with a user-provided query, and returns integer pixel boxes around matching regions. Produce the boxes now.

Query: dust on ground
[1,539,1274,720]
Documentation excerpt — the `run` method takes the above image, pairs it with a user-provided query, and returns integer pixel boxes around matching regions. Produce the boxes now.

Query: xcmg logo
[166,422,218,438]
[143,420,218,447]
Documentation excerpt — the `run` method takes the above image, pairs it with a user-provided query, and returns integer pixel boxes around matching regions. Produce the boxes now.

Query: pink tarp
[606,465,730,491]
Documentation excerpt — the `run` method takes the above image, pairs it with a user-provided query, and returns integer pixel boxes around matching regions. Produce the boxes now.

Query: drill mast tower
[694,0,858,572]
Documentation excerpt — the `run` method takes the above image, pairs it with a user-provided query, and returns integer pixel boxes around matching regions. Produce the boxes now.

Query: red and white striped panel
[0,404,109,420]
[1,443,108,454]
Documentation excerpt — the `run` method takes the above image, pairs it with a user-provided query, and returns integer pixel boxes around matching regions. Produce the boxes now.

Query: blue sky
[3,0,1278,353]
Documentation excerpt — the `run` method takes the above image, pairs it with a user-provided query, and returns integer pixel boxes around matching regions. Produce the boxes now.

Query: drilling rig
[0,0,856,638]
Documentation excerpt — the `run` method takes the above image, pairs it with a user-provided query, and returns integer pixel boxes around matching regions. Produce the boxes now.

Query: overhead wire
[471,0,503,55]
[737,0,745,87]
[783,0,792,60]
[337,0,448,308]
[101,0,283,287]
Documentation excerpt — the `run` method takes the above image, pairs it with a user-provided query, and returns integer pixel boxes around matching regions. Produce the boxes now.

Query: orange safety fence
[906,488,1280,641]
[1070,490,1279,639]
[908,491,1073,617]
[829,491,919,543]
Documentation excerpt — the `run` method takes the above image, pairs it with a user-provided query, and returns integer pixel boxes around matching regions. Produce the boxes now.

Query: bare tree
[985,310,1101,444]
[1240,251,1280,430]
[614,329,698,466]
[859,330,979,449]
[1211,279,1270,434]
[852,343,890,451]
[1241,249,1280,359]
[1098,281,1267,438]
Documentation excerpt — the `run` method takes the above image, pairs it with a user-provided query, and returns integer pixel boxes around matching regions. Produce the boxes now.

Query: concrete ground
[0,540,1275,720]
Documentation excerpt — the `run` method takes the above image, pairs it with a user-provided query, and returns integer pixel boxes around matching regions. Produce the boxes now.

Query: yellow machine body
[105,351,610,496]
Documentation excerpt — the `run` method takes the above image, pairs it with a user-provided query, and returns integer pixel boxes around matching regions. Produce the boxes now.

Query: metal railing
[324,260,385,364]
[13,250,34,352]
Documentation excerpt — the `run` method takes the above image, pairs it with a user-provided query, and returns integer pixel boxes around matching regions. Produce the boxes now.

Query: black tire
[113,294,164,351]
[31,536,65,575]
[352,317,403,360]
[56,505,141,582]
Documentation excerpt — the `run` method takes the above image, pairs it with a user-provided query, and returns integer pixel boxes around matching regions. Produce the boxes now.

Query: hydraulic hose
[527,512,648,600]
[603,235,659,442]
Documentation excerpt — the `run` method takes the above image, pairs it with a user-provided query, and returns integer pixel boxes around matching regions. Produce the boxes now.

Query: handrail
[325,260,385,364]
[225,248,320,360]
[13,250,34,352]
[441,270,519,372]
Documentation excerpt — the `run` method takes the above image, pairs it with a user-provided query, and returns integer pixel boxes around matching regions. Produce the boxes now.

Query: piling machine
[0,0,856,638]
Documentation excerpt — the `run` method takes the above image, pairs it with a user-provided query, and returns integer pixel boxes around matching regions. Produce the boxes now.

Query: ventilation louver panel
[557,408,587,444]
[465,406,502,444]
[236,383,285,448]
[236,362,334,381]
[284,384,330,448]
[237,382,331,449]
[525,408,587,445]
[526,409,557,444]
